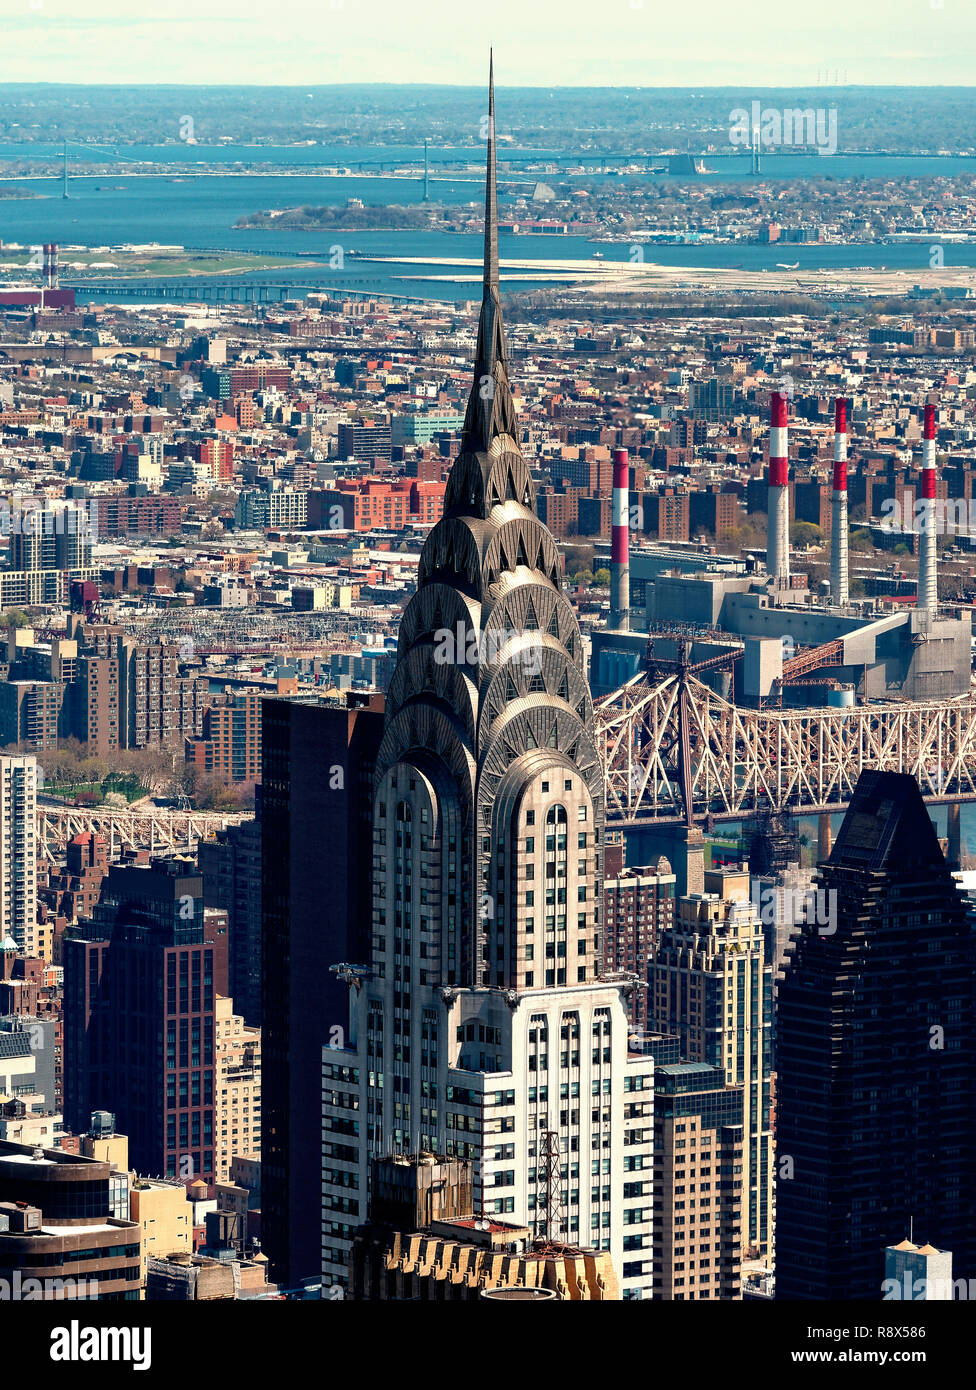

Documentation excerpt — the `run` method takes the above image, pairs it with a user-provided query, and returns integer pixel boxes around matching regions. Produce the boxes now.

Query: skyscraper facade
[261,691,384,1288]
[0,754,38,956]
[63,859,224,1184]
[319,64,655,1299]
[604,859,676,1035]
[214,994,261,1186]
[200,812,262,1027]
[651,1061,744,1300]
[650,865,773,1257]
[776,770,976,1300]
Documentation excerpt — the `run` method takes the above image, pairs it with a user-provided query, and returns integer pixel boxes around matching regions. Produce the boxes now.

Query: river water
[2,145,976,302]
[3,145,976,840]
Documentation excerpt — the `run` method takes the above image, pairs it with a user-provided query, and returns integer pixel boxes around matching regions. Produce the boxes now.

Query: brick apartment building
[604,860,677,1036]
[337,420,393,463]
[311,478,445,532]
[645,490,691,542]
[186,691,263,784]
[63,859,228,1184]
[93,494,182,540]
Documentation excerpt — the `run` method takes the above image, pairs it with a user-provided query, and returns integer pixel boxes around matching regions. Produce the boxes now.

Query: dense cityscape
[0,0,974,1370]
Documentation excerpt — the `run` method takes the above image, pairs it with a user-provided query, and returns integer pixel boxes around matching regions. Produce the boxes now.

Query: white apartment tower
[0,754,38,955]
[320,61,655,1299]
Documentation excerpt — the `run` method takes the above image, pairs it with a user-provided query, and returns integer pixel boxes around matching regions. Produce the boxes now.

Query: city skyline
[0,2,974,1350]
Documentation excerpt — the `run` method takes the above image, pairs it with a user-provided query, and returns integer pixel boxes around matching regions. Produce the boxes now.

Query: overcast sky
[0,0,973,86]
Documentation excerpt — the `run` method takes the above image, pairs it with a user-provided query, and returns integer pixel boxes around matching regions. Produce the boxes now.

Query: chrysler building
[321,59,655,1299]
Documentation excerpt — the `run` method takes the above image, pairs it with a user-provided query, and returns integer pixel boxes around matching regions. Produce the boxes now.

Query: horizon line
[3,80,976,92]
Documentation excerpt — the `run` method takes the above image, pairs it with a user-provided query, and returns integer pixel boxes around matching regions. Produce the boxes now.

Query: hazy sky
[0,0,973,86]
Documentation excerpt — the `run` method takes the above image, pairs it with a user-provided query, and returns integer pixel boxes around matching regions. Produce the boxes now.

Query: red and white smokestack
[918,401,938,615]
[830,397,849,605]
[610,447,630,630]
[767,391,790,585]
[42,243,58,290]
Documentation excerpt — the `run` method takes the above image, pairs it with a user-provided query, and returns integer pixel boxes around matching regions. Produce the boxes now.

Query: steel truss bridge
[35,681,976,853]
[36,805,251,861]
[595,671,976,827]
[64,280,421,305]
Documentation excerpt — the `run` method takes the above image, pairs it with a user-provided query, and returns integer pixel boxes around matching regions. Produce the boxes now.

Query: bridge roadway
[62,280,425,305]
[36,804,251,861]
[34,673,976,854]
[594,672,976,827]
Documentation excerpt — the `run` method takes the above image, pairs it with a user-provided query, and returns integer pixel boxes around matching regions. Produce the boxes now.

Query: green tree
[790,521,823,547]
[594,567,611,587]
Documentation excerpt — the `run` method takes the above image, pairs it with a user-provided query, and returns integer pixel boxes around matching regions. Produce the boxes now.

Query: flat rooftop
[41,1223,125,1237]
[443,1218,528,1234]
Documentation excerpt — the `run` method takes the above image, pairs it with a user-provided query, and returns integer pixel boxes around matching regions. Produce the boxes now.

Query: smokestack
[610,447,630,630]
[766,391,790,585]
[918,401,938,615]
[42,243,58,290]
[830,397,849,605]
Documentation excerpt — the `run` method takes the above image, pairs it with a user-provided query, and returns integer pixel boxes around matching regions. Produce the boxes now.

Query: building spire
[484,49,499,291]
[462,51,518,454]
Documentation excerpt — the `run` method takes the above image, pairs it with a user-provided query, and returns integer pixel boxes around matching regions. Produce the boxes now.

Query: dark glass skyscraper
[63,859,224,1184]
[776,770,976,1299]
[260,691,384,1289]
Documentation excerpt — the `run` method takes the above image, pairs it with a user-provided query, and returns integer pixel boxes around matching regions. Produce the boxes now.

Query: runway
[357,251,976,298]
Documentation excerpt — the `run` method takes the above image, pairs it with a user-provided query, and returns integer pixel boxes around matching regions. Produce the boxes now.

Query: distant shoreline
[353,251,976,298]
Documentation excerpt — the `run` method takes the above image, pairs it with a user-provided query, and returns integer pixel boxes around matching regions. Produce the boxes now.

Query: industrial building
[592,392,972,707]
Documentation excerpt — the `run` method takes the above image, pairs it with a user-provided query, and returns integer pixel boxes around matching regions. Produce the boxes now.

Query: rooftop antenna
[537,1128,565,1247]
[62,139,69,200]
